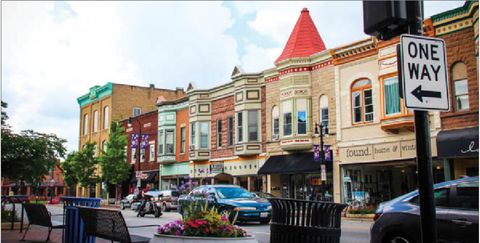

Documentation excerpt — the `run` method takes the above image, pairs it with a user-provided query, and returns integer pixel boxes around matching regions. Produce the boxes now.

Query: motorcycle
[137,195,162,218]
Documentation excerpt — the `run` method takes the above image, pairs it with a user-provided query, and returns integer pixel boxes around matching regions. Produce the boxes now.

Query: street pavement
[8,205,371,243]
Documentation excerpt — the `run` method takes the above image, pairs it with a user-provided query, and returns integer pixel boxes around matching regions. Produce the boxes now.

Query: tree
[61,143,99,196]
[98,122,130,199]
[1,130,67,191]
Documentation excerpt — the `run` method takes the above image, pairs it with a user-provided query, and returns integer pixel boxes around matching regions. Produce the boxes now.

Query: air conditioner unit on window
[272,134,279,140]
[189,145,195,151]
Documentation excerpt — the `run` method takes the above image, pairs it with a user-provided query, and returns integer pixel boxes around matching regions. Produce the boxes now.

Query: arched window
[272,106,279,140]
[451,62,469,111]
[103,106,109,129]
[102,140,107,153]
[351,79,373,124]
[83,114,89,135]
[93,110,98,132]
[319,95,329,127]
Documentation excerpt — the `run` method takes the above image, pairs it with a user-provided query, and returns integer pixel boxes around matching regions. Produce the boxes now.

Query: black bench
[268,198,347,243]
[22,203,65,242]
[77,206,158,243]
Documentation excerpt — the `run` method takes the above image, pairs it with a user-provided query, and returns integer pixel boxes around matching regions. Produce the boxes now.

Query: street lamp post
[314,122,328,201]
[128,117,142,189]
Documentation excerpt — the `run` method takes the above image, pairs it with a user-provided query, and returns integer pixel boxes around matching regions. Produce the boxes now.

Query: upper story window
[199,122,209,149]
[103,106,109,129]
[158,130,164,155]
[383,77,401,116]
[272,106,279,140]
[227,117,234,146]
[140,147,145,162]
[83,114,89,135]
[452,62,469,111]
[351,79,373,124]
[165,130,174,154]
[102,140,107,153]
[133,107,141,117]
[190,122,196,150]
[237,112,243,143]
[248,110,259,141]
[282,100,292,136]
[217,120,223,148]
[180,127,186,154]
[319,95,329,128]
[93,110,98,132]
[149,144,155,161]
[296,99,307,135]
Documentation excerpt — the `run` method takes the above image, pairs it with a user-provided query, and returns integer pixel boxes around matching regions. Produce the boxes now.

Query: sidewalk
[1,226,111,243]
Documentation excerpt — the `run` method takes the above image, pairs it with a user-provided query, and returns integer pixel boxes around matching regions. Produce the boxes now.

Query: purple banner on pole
[324,145,332,161]
[313,144,320,161]
[131,134,139,149]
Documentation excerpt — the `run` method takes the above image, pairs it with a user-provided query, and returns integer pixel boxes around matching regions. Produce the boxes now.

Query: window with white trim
[131,148,136,163]
[237,112,243,142]
[83,114,89,135]
[217,119,223,148]
[158,130,164,155]
[199,122,209,149]
[133,107,141,117]
[227,117,234,146]
[272,106,279,140]
[103,106,109,129]
[149,144,155,161]
[452,62,469,111]
[319,95,329,127]
[190,122,196,150]
[180,127,186,153]
[166,130,174,154]
[282,100,292,136]
[93,110,98,132]
[248,110,259,141]
[351,79,373,124]
[296,99,307,135]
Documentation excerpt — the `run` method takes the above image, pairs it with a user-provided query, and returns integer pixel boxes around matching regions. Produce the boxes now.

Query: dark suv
[158,190,179,212]
[370,176,479,243]
[178,185,272,224]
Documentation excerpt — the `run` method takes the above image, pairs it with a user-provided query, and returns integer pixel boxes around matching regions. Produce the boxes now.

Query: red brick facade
[121,110,158,172]
[261,86,267,152]
[210,95,235,159]
[439,26,478,129]
[176,107,189,162]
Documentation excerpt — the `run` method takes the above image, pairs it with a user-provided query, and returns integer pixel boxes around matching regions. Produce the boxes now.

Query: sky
[2,1,465,154]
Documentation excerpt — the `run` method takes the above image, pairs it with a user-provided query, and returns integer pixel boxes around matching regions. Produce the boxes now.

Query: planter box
[151,234,258,243]
[345,213,375,219]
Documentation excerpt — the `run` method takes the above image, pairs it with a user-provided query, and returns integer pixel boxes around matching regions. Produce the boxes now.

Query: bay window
[282,100,292,136]
[227,117,234,146]
[248,110,258,141]
[272,106,279,140]
[296,99,307,135]
[158,130,164,155]
[237,112,243,142]
[200,122,209,149]
[190,122,196,150]
[165,130,174,154]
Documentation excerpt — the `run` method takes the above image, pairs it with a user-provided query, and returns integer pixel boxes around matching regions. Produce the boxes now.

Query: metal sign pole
[407,1,437,242]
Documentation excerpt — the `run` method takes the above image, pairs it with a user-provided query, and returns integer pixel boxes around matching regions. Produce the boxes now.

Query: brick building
[121,110,159,196]
[77,83,184,197]
[258,8,337,200]
[187,68,267,192]
[157,97,191,191]
[427,1,479,179]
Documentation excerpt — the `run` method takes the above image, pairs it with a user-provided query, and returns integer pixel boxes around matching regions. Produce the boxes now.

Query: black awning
[437,127,479,158]
[258,152,331,175]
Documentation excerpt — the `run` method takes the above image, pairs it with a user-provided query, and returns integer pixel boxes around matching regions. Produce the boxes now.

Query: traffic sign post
[400,34,450,111]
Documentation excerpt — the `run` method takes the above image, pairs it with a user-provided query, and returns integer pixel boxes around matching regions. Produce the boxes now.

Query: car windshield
[216,187,254,199]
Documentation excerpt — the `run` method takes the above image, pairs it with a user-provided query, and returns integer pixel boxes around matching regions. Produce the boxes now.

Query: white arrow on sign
[400,34,450,111]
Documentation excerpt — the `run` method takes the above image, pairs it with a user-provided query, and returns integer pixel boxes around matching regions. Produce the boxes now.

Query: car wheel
[385,233,415,243]
[161,203,167,212]
[260,219,270,224]
[120,202,125,210]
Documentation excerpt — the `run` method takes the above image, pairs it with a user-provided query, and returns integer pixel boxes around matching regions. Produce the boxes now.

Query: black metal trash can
[268,198,347,243]
[61,196,101,243]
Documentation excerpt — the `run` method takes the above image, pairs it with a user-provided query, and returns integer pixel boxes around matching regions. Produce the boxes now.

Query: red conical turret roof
[275,8,326,64]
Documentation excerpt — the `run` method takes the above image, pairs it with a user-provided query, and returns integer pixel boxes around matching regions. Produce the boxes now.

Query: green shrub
[1,209,19,223]
[348,208,376,214]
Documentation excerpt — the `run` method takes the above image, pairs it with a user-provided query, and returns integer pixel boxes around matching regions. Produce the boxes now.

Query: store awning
[258,152,330,175]
[437,127,479,158]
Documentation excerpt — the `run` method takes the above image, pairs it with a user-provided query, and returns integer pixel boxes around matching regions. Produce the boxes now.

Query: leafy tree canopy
[99,122,130,185]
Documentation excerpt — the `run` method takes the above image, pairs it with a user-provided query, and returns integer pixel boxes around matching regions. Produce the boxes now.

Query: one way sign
[400,34,450,111]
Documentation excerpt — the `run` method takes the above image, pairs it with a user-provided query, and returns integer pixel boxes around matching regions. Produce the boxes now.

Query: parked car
[158,190,180,212]
[370,176,479,243]
[251,191,275,199]
[120,194,138,210]
[178,185,272,224]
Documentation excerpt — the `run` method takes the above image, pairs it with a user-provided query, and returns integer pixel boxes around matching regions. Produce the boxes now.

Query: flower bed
[155,200,256,242]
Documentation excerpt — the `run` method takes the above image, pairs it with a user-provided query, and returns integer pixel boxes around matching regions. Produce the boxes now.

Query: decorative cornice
[77,82,113,107]
[331,37,378,65]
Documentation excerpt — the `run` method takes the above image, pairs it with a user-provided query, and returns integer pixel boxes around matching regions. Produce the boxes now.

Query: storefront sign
[209,162,224,174]
[321,164,327,181]
[339,139,431,163]
[310,177,321,185]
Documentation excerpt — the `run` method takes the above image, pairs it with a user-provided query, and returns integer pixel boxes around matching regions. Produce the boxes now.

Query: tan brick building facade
[77,83,184,197]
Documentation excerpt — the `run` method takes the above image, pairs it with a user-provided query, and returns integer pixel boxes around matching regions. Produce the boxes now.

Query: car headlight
[234,207,257,211]
[267,205,272,211]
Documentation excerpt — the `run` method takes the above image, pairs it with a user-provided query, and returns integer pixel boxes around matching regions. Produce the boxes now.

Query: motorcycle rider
[137,185,150,217]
